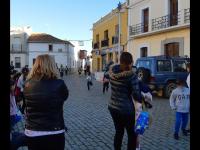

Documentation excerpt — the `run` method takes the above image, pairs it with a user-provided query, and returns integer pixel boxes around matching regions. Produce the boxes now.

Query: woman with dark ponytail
[108,52,142,150]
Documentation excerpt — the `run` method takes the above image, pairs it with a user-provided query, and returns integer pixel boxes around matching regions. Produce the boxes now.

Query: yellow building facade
[127,0,190,63]
[91,3,128,72]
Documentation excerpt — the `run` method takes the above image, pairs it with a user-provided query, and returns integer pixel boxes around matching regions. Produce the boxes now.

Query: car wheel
[137,67,151,84]
[164,82,177,98]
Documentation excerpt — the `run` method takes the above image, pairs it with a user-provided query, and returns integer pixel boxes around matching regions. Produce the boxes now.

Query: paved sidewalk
[13,74,190,150]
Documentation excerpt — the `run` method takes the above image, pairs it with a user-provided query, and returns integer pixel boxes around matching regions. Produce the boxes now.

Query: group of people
[57,64,69,78]
[10,55,69,150]
[9,52,190,150]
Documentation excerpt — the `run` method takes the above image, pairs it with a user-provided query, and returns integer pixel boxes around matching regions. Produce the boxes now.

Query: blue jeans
[175,112,189,134]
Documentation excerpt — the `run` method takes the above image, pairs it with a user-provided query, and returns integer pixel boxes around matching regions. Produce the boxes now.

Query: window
[49,44,53,51]
[143,8,149,32]
[136,60,151,70]
[173,60,187,72]
[96,34,99,42]
[169,0,178,26]
[157,60,171,72]
[15,57,21,68]
[115,24,119,36]
[58,48,62,52]
[104,30,108,40]
[140,47,148,57]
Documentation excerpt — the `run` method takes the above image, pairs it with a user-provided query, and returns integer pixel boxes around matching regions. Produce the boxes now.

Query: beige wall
[129,28,190,63]
[129,0,190,29]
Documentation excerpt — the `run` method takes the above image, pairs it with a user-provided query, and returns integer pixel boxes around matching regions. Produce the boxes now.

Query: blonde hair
[27,54,59,80]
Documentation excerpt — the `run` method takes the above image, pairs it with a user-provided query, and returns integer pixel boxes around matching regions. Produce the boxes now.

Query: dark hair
[176,78,185,85]
[120,52,133,71]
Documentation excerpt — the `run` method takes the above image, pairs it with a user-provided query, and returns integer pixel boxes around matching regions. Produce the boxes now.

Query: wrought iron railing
[93,42,99,49]
[152,11,181,31]
[101,39,109,47]
[184,8,190,23]
[129,23,146,36]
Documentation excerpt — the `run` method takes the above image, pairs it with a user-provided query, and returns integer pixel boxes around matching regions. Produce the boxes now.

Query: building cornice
[129,23,190,39]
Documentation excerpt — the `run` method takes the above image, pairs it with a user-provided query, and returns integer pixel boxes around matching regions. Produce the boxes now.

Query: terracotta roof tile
[28,33,74,46]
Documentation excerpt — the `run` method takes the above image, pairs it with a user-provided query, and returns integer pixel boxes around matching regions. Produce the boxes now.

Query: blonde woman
[24,54,68,150]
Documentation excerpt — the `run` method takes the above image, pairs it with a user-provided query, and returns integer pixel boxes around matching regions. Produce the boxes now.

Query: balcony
[93,42,99,49]
[129,23,145,36]
[129,8,190,36]
[152,12,181,31]
[184,8,190,23]
[112,36,119,45]
[101,39,109,47]
[10,44,26,53]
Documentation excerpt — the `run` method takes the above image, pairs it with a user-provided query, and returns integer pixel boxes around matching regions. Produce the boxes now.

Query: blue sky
[11,0,125,53]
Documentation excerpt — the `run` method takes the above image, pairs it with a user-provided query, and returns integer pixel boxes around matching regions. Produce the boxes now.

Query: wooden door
[164,42,179,57]
[170,0,178,26]
[143,8,149,32]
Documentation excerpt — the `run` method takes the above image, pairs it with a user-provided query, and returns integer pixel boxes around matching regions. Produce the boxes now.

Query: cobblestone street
[14,74,190,150]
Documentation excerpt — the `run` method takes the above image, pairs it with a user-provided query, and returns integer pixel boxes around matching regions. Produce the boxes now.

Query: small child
[135,81,153,150]
[169,79,190,140]
[103,71,110,94]
[86,72,93,90]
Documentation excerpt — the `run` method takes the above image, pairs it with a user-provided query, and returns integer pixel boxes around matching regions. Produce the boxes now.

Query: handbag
[135,111,149,135]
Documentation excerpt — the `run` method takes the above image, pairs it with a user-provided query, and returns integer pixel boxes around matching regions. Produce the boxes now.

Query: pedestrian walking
[169,78,190,140]
[103,71,110,94]
[86,72,93,90]
[78,66,82,75]
[108,52,142,150]
[59,65,64,78]
[65,65,69,75]
[23,54,69,150]
[17,67,29,114]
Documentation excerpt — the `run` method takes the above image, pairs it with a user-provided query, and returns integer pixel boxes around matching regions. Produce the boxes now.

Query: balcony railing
[112,36,119,44]
[101,39,109,47]
[93,42,99,49]
[129,23,145,36]
[129,8,191,36]
[184,8,190,23]
[10,44,26,53]
[152,12,181,31]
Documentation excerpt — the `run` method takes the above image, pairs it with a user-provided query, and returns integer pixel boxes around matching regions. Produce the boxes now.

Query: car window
[173,60,187,72]
[157,60,171,72]
[136,60,151,70]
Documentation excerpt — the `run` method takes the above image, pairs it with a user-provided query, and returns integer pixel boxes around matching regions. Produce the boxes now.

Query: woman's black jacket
[108,65,142,115]
[24,78,68,131]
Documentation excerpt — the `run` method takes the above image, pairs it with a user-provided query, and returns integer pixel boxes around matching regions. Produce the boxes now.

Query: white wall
[10,54,27,70]
[28,43,68,68]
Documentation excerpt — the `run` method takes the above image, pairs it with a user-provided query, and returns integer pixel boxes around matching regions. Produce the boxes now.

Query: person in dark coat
[103,71,110,94]
[108,52,142,150]
[24,54,69,150]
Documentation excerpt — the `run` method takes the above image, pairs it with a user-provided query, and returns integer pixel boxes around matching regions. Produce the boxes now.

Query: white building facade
[10,26,32,71]
[28,33,75,70]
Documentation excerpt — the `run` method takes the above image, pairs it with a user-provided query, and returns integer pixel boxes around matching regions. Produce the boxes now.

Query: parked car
[135,55,190,98]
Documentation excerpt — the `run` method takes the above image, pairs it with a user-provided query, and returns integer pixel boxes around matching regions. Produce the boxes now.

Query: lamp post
[117,2,122,64]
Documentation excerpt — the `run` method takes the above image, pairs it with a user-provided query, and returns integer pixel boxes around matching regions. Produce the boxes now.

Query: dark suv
[135,55,190,98]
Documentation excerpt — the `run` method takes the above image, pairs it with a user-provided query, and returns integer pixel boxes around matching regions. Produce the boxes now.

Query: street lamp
[117,2,122,64]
